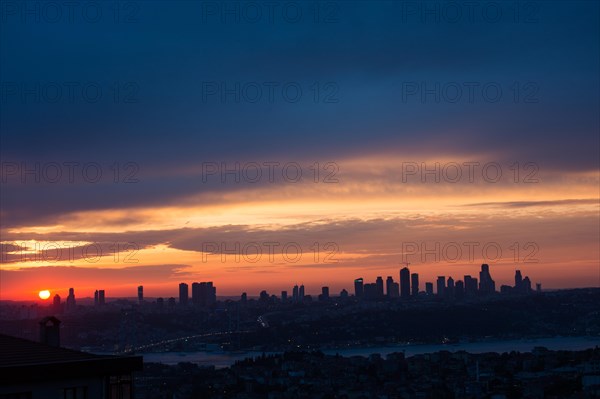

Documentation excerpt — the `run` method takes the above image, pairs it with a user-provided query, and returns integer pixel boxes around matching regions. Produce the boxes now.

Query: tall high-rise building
[386,276,394,297]
[192,282,201,305]
[292,285,299,302]
[436,276,446,296]
[191,282,216,307]
[400,267,411,299]
[320,286,330,301]
[299,285,305,300]
[425,282,434,296]
[411,273,419,296]
[376,276,384,298]
[179,283,189,305]
[281,291,288,302]
[515,270,523,290]
[138,285,143,303]
[354,278,364,298]
[206,282,217,306]
[94,290,99,306]
[464,275,478,296]
[479,264,496,294]
[98,290,105,306]
[66,288,76,312]
[522,276,532,293]
[52,294,62,314]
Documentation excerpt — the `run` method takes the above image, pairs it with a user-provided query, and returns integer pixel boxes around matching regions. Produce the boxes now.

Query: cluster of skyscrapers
[354,267,419,299]
[354,264,538,300]
[178,282,217,307]
[48,265,538,311]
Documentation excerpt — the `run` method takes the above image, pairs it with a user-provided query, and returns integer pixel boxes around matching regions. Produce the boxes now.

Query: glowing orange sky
[1,156,599,301]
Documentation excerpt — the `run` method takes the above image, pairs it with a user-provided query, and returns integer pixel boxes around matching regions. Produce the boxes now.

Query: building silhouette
[479,264,496,294]
[65,288,76,312]
[411,273,419,296]
[436,276,446,296]
[515,270,523,289]
[386,276,399,298]
[464,275,478,296]
[400,267,411,299]
[376,276,384,298]
[137,286,143,303]
[98,290,105,306]
[354,278,364,298]
[292,285,299,302]
[191,282,217,307]
[52,294,62,314]
[319,286,330,301]
[179,283,189,305]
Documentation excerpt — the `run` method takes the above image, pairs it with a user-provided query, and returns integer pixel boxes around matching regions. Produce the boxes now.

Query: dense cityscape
[2,264,600,398]
[10,264,540,318]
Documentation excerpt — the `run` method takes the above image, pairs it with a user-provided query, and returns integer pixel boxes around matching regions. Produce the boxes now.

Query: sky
[0,1,599,301]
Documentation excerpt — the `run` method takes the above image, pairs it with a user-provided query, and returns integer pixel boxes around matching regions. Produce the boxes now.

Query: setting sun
[38,290,51,300]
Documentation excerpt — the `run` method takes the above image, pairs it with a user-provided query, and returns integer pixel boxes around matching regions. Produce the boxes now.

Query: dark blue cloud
[1,1,598,226]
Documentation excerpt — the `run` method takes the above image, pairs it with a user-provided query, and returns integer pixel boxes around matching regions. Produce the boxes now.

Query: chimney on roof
[39,316,61,347]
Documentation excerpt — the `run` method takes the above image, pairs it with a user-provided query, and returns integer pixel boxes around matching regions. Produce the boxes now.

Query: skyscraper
[479,264,496,294]
[179,283,189,305]
[522,276,532,293]
[320,286,330,301]
[299,285,305,300]
[66,288,76,312]
[138,285,143,303]
[515,270,523,290]
[436,276,446,296]
[52,294,61,314]
[206,282,217,306]
[464,275,478,296]
[400,267,411,299]
[354,278,364,298]
[376,276,384,298]
[386,276,394,297]
[281,291,288,302]
[411,273,419,296]
[292,285,299,302]
[98,290,105,306]
[94,290,99,306]
[192,282,201,305]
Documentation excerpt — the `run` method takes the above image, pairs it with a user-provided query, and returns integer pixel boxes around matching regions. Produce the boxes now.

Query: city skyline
[19,263,541,303]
